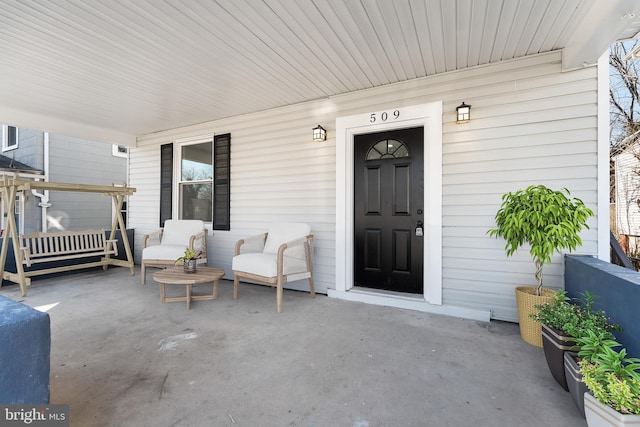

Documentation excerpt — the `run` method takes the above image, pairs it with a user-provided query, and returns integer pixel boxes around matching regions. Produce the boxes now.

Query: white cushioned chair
[141,219,208,284]
[232,222,314,313]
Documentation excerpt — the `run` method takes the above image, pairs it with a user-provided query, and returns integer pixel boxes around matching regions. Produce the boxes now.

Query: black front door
[353,126,424,294]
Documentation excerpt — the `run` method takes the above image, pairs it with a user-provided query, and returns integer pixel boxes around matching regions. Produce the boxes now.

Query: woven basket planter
[515,286,554,347]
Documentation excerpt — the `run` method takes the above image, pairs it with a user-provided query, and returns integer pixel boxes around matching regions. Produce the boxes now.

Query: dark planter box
[564,351,587,417]
[541,324,576,391]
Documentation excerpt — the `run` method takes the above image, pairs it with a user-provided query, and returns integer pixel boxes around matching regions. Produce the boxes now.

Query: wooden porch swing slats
[0,175,136,296]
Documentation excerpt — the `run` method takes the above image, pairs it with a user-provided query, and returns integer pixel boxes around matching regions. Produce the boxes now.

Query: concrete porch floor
[1,267,586,427]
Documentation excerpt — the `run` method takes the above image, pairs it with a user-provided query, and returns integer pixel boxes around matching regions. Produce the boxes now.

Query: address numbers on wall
[369,110,400,123]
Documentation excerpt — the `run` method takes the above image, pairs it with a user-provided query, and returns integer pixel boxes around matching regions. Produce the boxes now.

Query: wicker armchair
[141,220,207,284]
[232,223,314,313]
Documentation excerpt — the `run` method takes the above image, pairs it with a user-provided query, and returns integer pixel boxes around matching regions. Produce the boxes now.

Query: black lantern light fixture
[456,102,471,124]
[313,125,326,142]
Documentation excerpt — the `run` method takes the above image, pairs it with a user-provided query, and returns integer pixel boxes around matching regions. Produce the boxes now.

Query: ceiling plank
[0,0,636,140]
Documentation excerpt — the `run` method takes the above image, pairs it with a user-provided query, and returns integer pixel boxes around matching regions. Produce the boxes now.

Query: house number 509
[370,110,400,123]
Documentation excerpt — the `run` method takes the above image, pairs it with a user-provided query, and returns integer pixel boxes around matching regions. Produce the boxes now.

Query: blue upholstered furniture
[0,296,50,404]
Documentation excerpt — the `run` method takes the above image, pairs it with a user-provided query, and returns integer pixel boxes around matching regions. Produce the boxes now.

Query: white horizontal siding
[440,53,598,321]
[130,50,601,321]
[47,134,127,231]
[131,101,338,293]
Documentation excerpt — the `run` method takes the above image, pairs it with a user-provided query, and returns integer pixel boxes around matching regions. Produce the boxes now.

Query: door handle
[415,220,423,237]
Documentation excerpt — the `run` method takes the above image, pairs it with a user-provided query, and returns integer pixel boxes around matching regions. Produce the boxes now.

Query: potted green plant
[566,330,623,416]
[175,248,203,273]
[531,290,619,391]
[488,185,594,347]
[581,342,640,426]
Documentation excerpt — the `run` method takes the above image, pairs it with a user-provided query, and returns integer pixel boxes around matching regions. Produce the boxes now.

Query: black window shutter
[159,143,173,227]
[213,133,230,230]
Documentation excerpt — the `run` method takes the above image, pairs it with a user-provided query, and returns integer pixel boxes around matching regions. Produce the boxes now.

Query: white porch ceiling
[0,0,639,144]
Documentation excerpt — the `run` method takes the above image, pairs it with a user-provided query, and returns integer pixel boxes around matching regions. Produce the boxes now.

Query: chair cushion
[232,253,308,277]
[143,244,189,262]
[161,220,205,246]
[263,223,311,258]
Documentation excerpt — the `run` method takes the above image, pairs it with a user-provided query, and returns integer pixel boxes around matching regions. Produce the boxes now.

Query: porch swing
[0,175,136,296]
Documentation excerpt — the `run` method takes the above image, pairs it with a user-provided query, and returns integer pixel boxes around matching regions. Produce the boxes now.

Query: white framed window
[160,133,230,230]
[112,144,128,158]
[174,137,213,222]
[2,125,18,151]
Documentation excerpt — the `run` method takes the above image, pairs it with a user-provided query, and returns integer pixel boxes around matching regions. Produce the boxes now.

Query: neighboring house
[613,136,640,255]
[0,2,638,324]
[0,125,128,235]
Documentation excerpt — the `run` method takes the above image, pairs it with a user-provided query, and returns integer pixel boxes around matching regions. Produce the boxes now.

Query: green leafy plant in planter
[532,290,619,339]
[565,330,624,416]
[488,185,594,347]
[488,186,594,296]
[577,331,623,363]
[531,289,620,393]
[581,342,640,425]
[175,248,204,273]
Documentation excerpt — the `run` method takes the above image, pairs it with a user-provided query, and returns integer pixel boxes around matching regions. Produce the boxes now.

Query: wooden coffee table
[152,266,225,309]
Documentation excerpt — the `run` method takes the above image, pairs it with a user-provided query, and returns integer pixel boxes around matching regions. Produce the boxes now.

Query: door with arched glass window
[353,126,424,294]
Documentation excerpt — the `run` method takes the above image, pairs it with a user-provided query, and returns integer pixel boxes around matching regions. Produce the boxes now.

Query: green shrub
[488,185,593,295]
[581,344,640,414]
[530,290,619,339]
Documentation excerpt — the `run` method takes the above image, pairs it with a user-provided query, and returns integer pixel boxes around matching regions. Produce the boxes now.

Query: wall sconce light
[313,125,326,142]
[456,102,471,124]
